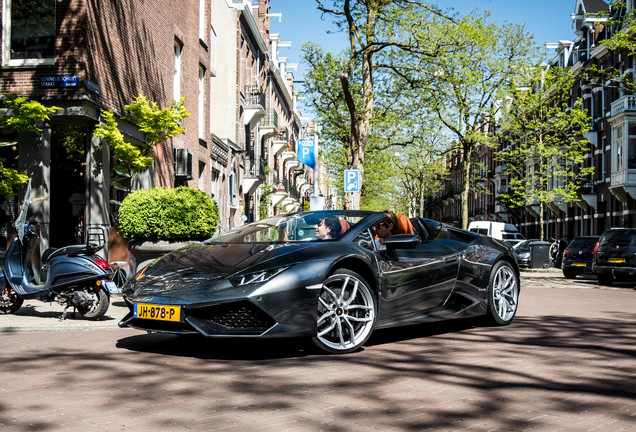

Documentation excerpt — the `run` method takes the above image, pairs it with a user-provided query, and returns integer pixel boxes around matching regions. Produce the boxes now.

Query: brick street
[1,272,635,431]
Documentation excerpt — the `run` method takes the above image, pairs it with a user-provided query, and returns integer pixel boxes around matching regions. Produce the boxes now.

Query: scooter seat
[42,245,94,264]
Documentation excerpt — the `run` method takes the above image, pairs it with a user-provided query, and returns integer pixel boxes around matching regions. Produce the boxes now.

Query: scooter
[1,180,118,320]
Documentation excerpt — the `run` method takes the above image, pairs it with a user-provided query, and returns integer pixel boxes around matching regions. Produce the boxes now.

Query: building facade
[1,0,312,263]
[427,0,636,240]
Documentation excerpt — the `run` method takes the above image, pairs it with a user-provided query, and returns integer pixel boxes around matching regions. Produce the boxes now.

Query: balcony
[243,154,266,195]
[610,95,636,117]
[260,109,279,140]
[243,86,265,128]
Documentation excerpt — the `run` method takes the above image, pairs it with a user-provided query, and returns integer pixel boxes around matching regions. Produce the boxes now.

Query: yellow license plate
[572,262,587,267]
[134,303,181,322]
[609,257,626,263]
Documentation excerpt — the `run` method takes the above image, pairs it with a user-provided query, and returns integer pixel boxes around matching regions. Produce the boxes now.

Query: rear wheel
[312,269,376,354]
[597,274,613,286]
[77,287,110,320]
[486,261,519,325]
[0,281,23,314]
[562,270,576,279]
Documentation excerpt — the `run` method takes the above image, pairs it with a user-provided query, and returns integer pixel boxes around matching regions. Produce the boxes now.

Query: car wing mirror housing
[385,234,421,260]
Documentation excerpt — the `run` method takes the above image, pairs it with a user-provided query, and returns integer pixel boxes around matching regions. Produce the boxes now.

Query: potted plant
[117,186,219,272]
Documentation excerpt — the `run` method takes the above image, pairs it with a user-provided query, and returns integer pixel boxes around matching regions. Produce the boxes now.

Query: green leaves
[93,95,190,193]
[117,186,219,241]
[0,94,60,198]
[0,94,61,134]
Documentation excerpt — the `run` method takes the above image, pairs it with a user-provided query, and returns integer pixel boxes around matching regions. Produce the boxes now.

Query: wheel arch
[326,256,378,293]
[493,254,520,288]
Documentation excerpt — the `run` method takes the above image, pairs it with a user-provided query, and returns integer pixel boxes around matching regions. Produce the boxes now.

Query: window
[628,123,636,170]
[613,124,624,172]
[3,0,55,66]
[173,40,183,102]
[198,65,205,139]
[210,167,220,199]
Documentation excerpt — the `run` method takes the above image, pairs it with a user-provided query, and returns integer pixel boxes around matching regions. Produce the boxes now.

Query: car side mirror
[385,234,421,260]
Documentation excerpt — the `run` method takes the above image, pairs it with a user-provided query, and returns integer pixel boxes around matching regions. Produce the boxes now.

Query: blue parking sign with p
[298,139,315,169]
[344,169,360,193]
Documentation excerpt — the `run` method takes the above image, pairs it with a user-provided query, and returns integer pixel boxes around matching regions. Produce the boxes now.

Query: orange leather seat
[396,214,415,235]
[339,220,350,235]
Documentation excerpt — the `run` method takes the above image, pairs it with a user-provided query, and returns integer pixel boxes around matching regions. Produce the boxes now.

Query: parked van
[468,221,525,243]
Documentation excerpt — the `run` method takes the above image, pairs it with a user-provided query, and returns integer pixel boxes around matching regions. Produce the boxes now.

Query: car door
[376,226,460,323]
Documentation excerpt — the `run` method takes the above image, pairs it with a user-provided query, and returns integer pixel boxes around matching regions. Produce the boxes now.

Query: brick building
[1,0,309,262]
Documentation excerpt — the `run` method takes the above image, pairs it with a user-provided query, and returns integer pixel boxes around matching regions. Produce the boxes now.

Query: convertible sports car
[119,211,520,354]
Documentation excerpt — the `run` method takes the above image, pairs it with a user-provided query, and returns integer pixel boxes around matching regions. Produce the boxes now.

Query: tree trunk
[460,144,473,230]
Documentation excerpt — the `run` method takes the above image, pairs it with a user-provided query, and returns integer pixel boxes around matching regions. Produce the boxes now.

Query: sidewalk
[0,294,130,333]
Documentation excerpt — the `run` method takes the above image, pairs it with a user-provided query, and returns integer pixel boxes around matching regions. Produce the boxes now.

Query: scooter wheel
[0,283,24,314]
[77,287,110,320]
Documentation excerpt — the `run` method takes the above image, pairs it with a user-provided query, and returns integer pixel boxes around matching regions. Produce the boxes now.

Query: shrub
[117,186,219,241]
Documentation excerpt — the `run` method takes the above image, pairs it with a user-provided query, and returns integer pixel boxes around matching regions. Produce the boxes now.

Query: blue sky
[270,0,582,85]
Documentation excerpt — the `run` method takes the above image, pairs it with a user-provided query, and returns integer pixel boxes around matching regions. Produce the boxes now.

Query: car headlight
[232,266,290,286]
[517,252,530,259]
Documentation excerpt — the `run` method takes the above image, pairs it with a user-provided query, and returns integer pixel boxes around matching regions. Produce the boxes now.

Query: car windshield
[600,230,636,246]
[205,211,373,244]
[567,237,599,249]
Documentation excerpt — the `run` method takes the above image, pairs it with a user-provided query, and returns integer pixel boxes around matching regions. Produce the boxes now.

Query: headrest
[396,214,415,235]
[339,219,351,235]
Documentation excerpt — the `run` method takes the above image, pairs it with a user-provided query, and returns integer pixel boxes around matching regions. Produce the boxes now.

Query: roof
[578,0,609,14]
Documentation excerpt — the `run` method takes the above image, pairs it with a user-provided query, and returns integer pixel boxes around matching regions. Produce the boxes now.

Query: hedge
[117,186,219,241]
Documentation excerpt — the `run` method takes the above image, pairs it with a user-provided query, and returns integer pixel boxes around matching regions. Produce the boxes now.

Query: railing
[611,95,636,116]
[262,109,278,129]
[244,86,265,107]
[244,154,266,179]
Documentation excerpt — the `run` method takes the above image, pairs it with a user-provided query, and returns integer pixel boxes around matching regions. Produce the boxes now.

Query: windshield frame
[205,210,375,244]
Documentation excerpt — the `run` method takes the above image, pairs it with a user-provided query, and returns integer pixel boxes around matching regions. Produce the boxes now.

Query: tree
[313,0,444,209]
[0,94,60,198]
[394,12,536,229]
[94,95,190,200]
[392,125,449,217]
[497,67,594,241]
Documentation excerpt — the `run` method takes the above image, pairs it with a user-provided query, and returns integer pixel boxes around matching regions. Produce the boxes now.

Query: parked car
[119,210,521,354]
[561,236,599,279]
[512,239,547,268]
[468,221,525,243]
[592,228,636,286]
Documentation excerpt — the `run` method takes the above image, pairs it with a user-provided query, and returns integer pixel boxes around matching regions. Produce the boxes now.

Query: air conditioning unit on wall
[174,148,193,180]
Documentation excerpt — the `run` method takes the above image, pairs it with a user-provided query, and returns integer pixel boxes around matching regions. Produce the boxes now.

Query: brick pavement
[0,271,635,431]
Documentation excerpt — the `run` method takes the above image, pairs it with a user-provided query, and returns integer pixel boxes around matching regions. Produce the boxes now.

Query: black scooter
[1,180,117,320]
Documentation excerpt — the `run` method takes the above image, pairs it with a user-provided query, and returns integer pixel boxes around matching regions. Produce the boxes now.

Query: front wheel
[312,269,376,354]
[486,261,519,325]
[77,287,110,320]
[0,281,24,314]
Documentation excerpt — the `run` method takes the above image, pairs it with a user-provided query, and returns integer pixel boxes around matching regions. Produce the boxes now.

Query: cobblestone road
[1,271,635,431]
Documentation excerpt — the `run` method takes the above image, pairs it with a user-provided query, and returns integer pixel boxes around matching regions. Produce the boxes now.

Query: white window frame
[198,65,205,139]
[173,40,183,103]
[2,0,55,67]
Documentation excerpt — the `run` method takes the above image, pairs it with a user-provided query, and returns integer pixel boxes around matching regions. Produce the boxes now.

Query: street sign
[298,139,315,169]
[344,169,360,193]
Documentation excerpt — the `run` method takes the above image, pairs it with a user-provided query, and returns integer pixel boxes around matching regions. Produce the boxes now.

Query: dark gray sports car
[119,210,520,353]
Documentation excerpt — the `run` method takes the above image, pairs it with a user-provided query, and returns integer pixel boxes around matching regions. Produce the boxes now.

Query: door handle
[444,256,458,264]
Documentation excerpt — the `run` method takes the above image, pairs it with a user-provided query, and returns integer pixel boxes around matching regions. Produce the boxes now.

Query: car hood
[122,241,331,303]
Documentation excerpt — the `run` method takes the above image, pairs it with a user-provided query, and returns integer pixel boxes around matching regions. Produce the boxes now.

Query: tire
[597,274,613,286]
[76,287,110,320]
[311,269,376,354]
[563,270,576,279]
[486,261,519,326]
[0,281,24,314]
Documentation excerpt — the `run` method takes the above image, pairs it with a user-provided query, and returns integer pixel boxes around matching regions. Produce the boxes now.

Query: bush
[117,186,219,241]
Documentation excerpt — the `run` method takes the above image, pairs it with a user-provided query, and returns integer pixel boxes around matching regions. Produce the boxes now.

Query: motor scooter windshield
[14,179,31,243]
